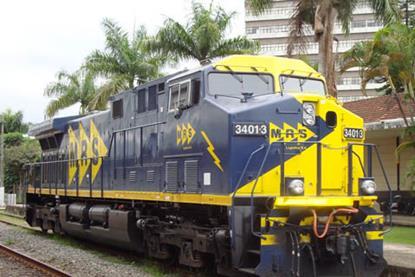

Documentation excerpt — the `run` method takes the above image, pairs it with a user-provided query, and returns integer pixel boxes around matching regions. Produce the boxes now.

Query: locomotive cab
[205,56,386,276]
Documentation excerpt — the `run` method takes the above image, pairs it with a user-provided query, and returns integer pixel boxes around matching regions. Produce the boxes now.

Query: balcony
[247,21,382,40]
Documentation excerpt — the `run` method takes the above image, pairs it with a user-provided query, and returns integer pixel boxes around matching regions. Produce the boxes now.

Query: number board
[233,122,268,136]
[343,128,364,140]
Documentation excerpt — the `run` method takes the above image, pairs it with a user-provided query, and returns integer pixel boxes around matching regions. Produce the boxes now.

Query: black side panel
[231,206,258,267]
[59,205,143,252]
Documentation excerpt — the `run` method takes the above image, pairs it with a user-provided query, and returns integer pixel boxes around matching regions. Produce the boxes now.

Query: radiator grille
[128,170,137,183]
[146,170,155,183]
[184,160,199,193]
[165,161,178,192]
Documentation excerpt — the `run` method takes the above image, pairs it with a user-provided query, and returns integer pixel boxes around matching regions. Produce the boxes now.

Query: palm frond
[44,69,101,117]
[45,91,78,118]
[148,18,198,60]
[287,0,314,56]
[334,0,359,34]
[209,37,259,59]
[86,50,124,77]
[369,0,401,24]
[102,18,129,57]
[148,2,257,64]
[248,0,273,15]
[396,140,415,157]
[88,75,128,111]
[44,82,69,97]
[44,70,73,97]
[339,41,374,73]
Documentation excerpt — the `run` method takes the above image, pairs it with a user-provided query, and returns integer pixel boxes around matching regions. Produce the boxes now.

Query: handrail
[234,140,392,241]
[348,143,393,229]
[249,143,273,239]
[231,144,266,200]
[230,144,265,248]
[373,145,393,230]
[25,120,167,191]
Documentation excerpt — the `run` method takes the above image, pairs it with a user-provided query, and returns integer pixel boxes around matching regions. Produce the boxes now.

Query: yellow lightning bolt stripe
[200,131,224,172]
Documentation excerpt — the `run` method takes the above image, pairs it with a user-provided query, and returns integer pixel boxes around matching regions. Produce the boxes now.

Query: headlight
[287,179,304,195]
[302,102,316,126]
[360,179,377,195]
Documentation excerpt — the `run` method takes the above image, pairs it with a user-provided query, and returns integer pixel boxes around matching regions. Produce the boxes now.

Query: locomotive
[25,55,387,276]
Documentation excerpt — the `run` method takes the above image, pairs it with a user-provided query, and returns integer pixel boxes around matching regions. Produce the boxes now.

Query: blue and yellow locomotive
[25,55,387,276]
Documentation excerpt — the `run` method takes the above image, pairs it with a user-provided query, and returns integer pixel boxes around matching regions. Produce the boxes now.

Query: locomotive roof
[213,55,321,79]
[28,115,83,138]
[30,55,320,138]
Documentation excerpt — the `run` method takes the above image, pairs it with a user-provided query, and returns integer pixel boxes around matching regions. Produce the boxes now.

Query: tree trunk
[316,7,337,97]
[388,76,411,127]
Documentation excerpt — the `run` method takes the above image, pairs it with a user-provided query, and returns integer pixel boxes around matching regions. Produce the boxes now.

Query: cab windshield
[208,72,274,99]
[280,75,326,96]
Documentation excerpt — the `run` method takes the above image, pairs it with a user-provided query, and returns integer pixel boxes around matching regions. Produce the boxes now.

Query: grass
[3,238,15,246]
[384,226,415,245]
[0,213,27,226]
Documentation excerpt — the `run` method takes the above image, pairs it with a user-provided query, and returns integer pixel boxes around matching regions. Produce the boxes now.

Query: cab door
[164,77,201,193]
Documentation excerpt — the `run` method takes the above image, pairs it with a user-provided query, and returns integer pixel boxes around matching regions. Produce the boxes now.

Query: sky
[0,0,245,124]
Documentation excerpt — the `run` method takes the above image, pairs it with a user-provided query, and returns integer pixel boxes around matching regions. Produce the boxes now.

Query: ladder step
[239,267,256,275]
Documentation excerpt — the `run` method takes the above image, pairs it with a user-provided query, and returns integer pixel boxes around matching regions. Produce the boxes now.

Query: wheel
[40,220,48,234]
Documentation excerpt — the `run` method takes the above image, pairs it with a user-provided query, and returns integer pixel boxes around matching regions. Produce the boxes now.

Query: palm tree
[339,41,375,96]
[44,70,102,118]
[85,18,165,110]
[147,2,259,65]
[248,0,400,97]
[341,23,415,127]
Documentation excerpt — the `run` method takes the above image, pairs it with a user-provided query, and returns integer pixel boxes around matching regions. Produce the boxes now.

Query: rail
[0,242,71,276]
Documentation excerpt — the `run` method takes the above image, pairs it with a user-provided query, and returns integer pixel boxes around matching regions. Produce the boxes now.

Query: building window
[351,20,366,28]
[246,27,257,34]
[112,99,123,119]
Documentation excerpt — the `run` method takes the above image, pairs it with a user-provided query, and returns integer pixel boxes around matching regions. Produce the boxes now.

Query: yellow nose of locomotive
[272,95,378,208]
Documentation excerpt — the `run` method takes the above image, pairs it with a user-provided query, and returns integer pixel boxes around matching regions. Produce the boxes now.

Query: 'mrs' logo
[269,122,315,143]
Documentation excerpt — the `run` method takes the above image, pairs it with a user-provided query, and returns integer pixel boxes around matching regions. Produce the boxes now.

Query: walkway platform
[384,243,415,273]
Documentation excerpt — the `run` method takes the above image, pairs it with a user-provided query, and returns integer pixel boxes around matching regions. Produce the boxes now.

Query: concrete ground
[384,243,415,270]
[389,214,415,227]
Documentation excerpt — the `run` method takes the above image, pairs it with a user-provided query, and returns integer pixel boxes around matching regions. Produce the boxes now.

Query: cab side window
[148,85,157,111]
[191,79,201,105]
[169,85,180,111]
[137,89,146,113]
[178,83,189,107]
[168,79,201,112]
[112,99,123,119]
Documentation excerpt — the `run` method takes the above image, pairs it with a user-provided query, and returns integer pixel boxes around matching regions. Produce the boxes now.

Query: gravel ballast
[0,222,173,277]
[0,253,45,277]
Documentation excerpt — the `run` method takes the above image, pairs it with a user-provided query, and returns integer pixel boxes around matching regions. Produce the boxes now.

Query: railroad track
[0,242,71,277]
[0,214,71,276]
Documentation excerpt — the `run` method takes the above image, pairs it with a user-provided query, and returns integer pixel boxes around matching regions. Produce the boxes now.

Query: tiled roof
[343,95,415,123]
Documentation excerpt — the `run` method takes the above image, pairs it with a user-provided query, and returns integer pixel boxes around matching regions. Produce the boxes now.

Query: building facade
[244,0,384,102]
[344,95,415,210]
